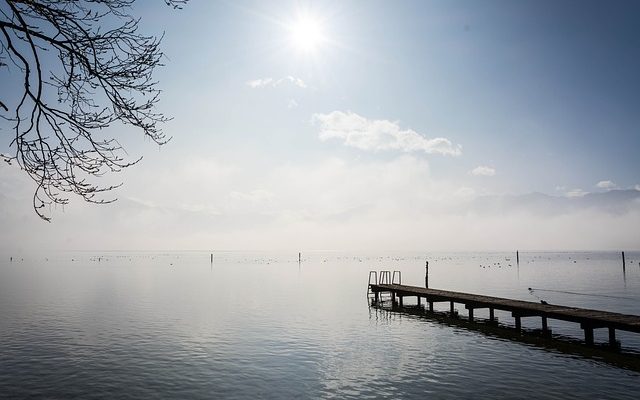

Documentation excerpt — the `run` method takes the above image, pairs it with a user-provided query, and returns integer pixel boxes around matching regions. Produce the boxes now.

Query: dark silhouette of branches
[0,0,186,221]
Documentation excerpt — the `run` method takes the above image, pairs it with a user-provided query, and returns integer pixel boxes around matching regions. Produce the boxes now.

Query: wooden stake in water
[298,252,301,263]
[210,253,213,264]
[425,260,429,288]
[622,251,626,271]
[516,250,519,265]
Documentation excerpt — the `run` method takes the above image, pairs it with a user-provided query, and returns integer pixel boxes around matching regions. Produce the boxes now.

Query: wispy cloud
[312,111,462,156]
[596,180,617,190]
[246,76,307,89]
[470,165,495,176]
[565,188,589,198]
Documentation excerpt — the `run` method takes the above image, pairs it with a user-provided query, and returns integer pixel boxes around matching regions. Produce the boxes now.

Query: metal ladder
[368,269,401,301]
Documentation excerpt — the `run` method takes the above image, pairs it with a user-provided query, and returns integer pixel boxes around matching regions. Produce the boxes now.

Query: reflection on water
[369,298,640,372]
[1,251,639,399]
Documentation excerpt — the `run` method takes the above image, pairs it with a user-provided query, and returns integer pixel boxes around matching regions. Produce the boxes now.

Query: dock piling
[425,261,429,288]
[609,328,617,347]
[583,325,595,346]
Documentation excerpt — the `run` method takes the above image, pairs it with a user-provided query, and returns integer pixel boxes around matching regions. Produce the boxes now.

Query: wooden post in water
[425,260,429,288]
[609,328,617,347]
[516,250,519,265]
[622,251,626,272]
[210,253,213,264]
[583,324,594,346]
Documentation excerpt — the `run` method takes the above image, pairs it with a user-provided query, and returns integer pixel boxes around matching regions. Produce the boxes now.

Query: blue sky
[1,0,639,251]
[144,0,640,192]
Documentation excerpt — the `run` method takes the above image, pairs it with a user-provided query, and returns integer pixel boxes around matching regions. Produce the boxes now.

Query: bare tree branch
[0,0,186,221]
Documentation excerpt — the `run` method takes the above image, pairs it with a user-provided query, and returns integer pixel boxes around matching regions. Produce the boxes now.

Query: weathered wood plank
[370,284,640,334]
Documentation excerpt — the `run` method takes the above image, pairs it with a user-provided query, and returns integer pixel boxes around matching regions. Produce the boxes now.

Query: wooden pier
[369,283,640,347]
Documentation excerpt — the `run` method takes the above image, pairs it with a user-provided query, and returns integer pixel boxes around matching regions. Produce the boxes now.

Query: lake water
[1,251,640,399]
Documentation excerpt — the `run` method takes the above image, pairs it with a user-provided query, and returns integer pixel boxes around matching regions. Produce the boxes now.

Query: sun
[289,15,326,52]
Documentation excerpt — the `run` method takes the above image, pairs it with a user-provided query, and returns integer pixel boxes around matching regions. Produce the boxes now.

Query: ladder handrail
[379,270,391,285]
[368,271,378,285]
[392,270,401,285]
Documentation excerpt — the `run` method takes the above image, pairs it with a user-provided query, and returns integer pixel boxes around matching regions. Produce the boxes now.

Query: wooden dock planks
[369,284,640,335]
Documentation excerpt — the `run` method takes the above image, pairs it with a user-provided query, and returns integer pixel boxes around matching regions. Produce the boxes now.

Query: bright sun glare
[289,16,325,52]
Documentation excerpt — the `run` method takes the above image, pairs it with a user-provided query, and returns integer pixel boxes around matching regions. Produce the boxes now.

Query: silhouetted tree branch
[0,0,186,221]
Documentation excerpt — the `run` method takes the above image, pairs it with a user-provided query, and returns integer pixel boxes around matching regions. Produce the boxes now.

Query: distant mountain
[472,189,640,216]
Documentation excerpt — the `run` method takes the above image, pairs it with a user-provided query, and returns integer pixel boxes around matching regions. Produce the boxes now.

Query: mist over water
[1,251,639,399]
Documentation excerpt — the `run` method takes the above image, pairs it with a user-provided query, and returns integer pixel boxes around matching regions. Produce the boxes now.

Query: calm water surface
[1,251,640,399]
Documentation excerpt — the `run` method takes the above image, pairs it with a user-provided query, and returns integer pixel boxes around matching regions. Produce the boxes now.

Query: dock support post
[425,261,429,288]
[429,301,434,312]
[391,291,396,305]
[399,295,403,307]
[468,307,474,322]
[516,250,519,265]
[450,301,455,316]
[417,296,421,307]
[622,251,626,271]
[515,316,522,333]
[489,308,495,322]
[542,316,548,333]
[609,328,617,347]
[584,326,594,346]
[375,291,379,302]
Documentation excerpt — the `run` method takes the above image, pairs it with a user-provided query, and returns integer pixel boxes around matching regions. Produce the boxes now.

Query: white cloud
[246,76,307,89]
[287,99,299,109]
[3,154,640,252]
[246,78,274,88]
[470,166,496,176]
[596,180,617,190]
[285,76,307,88]
[565,188,588,198]
[635,184,640,191]
[312,111,461,156]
